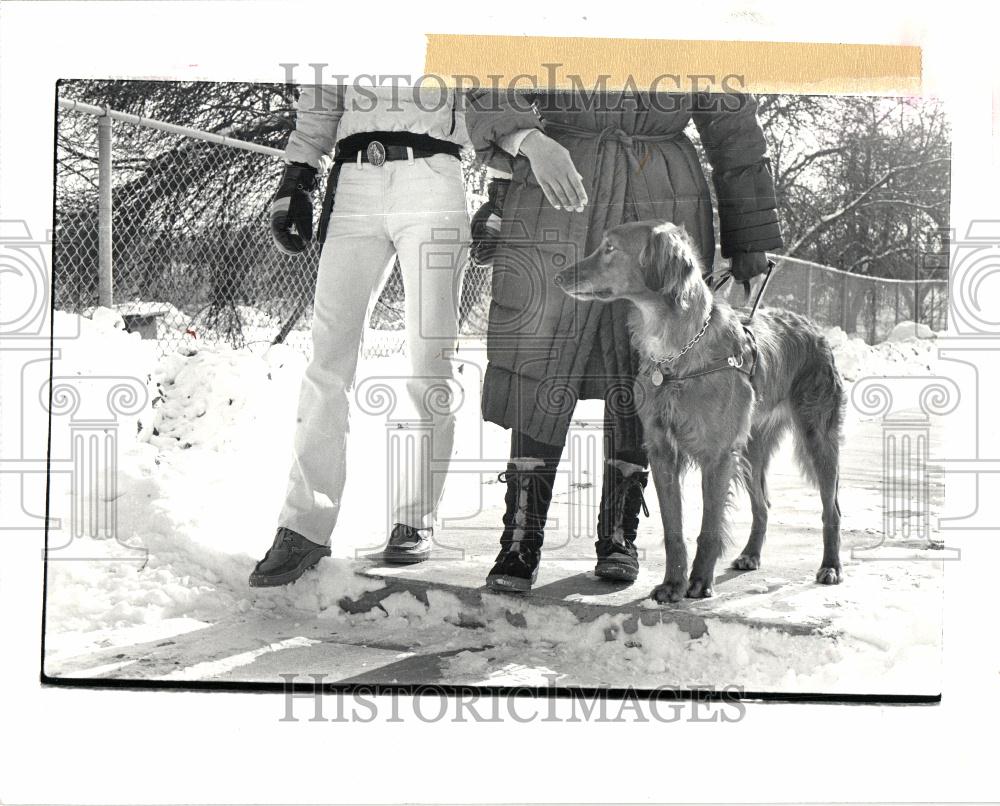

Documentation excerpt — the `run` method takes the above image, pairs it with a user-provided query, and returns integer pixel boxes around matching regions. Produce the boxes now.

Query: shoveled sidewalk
[45,416,945,691]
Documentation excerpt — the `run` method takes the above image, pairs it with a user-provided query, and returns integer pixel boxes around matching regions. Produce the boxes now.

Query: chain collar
[645,320,758,388]
[647,311,713,368]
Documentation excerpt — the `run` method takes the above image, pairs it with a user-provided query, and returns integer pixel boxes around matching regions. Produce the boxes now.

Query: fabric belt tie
[545,121,683,170]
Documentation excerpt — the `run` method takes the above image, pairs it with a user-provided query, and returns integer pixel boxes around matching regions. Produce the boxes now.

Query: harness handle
[746,260,776,321]
[708,259,777,321]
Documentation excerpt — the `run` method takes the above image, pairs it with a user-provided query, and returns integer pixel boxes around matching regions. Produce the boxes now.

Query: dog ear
[640,222,700,297]
[639,223,672,286]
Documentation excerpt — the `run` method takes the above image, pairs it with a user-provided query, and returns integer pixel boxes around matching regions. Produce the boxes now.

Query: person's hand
[470,178,510,265]
[270,162,317,255]
[519,130,588,213]
[729,251,769,282]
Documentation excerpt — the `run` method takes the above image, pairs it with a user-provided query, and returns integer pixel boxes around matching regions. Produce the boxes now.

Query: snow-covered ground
[43,308,945,693]
[824,321,939,381]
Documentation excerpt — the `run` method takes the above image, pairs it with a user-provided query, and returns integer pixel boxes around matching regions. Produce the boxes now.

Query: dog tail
[732,447,753,494]
[719,448,753,550]
[789,341,846,488]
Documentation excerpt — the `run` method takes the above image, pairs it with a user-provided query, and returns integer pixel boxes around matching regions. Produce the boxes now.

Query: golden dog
[555,221,845,603]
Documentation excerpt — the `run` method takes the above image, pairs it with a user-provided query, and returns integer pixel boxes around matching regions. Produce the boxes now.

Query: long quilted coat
[467,92,783,451]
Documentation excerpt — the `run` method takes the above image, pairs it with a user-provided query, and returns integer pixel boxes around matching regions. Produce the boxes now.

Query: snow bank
[824,325,938,381]
[54,307,156,379]
[140,341,305,452]
[49,309,309,633]
[51,308,158,442]
[83,301,189,342]
[887,320,937,342]
[45,308,942,692]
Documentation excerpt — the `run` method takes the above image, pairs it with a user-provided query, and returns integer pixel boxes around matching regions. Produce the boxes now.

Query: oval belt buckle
[366,141,386,167]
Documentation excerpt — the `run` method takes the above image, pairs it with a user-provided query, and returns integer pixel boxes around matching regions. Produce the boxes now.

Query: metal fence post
[840,271,849,332]
[98,112,113,308]
[867,289,877,343]
[805,264,813,318]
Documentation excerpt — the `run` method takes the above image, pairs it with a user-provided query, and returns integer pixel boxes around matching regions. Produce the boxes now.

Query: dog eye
[605,243,616,253]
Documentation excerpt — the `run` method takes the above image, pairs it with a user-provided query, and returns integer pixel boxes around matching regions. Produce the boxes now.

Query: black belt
[317,131,460,246]
[334,131,461,166]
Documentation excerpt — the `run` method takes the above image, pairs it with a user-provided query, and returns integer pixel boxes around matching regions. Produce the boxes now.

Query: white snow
[44,307,945,691]
[47,308,382,638]
[824,324,939,381]
[887,319,938,342]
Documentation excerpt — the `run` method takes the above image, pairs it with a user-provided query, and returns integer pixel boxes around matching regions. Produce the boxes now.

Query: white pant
[278,152,469,545]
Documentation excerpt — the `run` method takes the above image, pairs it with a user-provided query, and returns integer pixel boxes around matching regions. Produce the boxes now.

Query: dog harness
[645,322,758,387]
[644,260,774,387]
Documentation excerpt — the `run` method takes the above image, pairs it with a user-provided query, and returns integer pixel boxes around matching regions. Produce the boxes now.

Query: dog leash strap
[747,259,776,321]
[742,324,759,381]
[649,356,751,385]
[703,270,730,293]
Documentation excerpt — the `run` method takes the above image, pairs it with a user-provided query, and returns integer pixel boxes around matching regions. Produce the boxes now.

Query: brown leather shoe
[249,527,331,587]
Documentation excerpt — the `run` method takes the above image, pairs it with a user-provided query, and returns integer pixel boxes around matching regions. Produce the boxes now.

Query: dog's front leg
[648,445,687,604]
[688,451,737,598]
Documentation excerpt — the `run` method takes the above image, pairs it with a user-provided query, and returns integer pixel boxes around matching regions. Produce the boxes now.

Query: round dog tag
[651,369,664,387]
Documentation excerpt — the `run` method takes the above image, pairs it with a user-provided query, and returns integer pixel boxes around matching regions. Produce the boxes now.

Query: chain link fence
[54,99,946,360]
[54,98,490,358]
[714,254,948,341]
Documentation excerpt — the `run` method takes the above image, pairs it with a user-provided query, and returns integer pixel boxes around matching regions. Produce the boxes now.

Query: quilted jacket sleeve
[283,85,346,171]
[465,89,544,176]
[691,93,783,258]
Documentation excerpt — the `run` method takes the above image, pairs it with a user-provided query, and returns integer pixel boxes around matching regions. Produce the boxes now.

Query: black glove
[729,251,769,282]
[727,251,770,299]
[470,178,510,265]
[270,162,317,255]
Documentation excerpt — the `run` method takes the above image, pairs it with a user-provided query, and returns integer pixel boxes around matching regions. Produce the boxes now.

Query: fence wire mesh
[714,254,949,341]
[55,105,490,358]
[54,103,946,360]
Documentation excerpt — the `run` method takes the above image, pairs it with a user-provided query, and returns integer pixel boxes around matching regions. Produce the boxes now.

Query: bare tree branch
[784,157,950,258]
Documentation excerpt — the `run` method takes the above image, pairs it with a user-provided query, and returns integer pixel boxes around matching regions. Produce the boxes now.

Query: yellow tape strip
[424,34,921,95]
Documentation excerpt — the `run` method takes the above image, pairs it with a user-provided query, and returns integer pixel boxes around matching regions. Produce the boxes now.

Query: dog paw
[651,579,687,604]
[686,578,714,598]
[816,566,843,585]
[730,554,760,571]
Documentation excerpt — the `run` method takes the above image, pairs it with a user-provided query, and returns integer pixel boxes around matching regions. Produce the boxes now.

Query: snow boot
[249,527,331,587]
[486,458,557,593]
[382,523,432,564]
[594,459,649,582]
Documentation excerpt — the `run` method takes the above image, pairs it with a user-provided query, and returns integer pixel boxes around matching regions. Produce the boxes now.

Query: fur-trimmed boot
[485,458,558,593]
[594,459,649,582]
